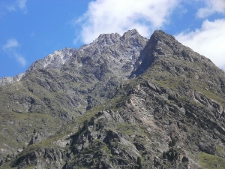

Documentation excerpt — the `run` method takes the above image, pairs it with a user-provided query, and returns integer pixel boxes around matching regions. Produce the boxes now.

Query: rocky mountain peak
[131,29,217,77]
[148,30,181,56]
[75,29,148,80]
[27,48,76,72]
[150,30,176,43]
[130,30,176,76]
[120,29,146,47]
[93,33,121,46]
[87,29,145,48]
[121,29,140,38]
[1,30,225,169]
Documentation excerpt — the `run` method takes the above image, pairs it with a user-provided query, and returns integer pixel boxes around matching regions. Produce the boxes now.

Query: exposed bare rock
[0,73,25,86]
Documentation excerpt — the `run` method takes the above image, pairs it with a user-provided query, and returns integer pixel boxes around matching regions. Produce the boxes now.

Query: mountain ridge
[0,29,147,86]
[1,29,225,168]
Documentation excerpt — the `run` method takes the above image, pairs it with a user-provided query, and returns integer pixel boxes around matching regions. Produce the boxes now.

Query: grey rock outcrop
[0,73,25,86]
[27,48,76,72]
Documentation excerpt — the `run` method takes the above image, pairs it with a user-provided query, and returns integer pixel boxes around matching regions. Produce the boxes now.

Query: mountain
[1,29,225,169]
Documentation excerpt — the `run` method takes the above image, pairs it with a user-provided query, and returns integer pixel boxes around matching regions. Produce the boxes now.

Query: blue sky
[1,0,225,78]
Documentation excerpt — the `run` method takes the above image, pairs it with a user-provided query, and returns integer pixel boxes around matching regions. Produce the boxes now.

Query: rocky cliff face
[1,30,225,169]
[27,48,76,72]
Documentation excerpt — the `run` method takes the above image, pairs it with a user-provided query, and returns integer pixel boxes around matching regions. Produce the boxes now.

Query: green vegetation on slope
[198,153,225,169]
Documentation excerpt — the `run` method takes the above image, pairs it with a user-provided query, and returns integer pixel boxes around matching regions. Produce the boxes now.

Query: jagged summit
[0,29,221,87]
[130,30,180,77]
[0,29,160,86]
[121,29,140,38]
[27,29,146,72]
[1,29,225,168]
[131,29,219,77]
[151,30,176,41]
[92,32,121,46]
[27,48,76,72]
[83,29,145,49]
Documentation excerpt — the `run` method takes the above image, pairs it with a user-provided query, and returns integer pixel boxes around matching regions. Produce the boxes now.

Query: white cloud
[75,0,179,44]
[176,19,225,70]
[18,0,28,13]
[2,39,19,50]
[7,6,16,12]
[14,53,26,66]
[197,0,225,18]
[17,0,27,9]
[6,0,27,13]
[2,39,26,67]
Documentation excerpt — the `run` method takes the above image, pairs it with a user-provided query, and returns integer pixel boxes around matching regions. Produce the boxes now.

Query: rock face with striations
[1,29,225,168]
